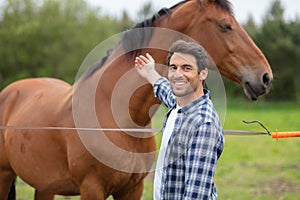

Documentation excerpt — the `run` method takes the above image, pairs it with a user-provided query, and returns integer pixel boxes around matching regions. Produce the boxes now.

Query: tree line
[0,0,299,102]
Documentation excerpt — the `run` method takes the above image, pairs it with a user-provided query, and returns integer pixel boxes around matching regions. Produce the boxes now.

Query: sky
[87,0,300,24]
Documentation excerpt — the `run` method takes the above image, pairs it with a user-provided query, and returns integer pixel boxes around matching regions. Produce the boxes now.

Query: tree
[137,1,155,21]
[120,10,134,30]
[253,0,300,101]
[0,0,125,89]
[265,0,284,21]
[244,14,257,36]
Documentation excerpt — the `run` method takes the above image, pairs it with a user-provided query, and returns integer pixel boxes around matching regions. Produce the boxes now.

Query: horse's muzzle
[243,72,273,101]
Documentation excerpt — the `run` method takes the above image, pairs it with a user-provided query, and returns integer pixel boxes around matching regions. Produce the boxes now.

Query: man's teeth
[174,81,186,85]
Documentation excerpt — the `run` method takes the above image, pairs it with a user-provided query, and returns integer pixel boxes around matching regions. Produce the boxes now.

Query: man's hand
[135,53,161,85]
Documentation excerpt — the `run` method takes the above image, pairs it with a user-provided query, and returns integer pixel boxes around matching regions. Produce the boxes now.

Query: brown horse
[0,0,273,199]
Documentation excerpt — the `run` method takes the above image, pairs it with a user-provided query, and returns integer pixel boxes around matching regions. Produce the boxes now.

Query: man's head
[166,40,209,103]
[166,40,209,72]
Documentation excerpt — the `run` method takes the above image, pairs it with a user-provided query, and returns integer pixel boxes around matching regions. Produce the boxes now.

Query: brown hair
[166,40,209,72]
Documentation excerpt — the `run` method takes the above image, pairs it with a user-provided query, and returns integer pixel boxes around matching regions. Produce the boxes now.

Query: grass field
[15,101,300,199]
[214,100,300,200]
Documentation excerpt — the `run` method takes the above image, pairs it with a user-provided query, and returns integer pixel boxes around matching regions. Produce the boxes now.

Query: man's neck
[176,89,204,107]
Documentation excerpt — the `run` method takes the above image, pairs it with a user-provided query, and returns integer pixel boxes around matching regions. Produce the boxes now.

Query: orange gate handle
[272,130,300,141]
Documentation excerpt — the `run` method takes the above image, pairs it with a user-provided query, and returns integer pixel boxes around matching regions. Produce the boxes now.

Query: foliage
[137,2,155,21]
[0,0,132,88]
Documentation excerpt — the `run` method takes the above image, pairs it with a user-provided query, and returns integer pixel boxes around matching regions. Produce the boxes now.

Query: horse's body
[0,0,273,199]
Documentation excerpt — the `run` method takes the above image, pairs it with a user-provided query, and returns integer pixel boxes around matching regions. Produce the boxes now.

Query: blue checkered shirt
[153,77,224,200]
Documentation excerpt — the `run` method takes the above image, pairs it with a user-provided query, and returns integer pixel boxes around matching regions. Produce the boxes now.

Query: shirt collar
[174,89,210,114]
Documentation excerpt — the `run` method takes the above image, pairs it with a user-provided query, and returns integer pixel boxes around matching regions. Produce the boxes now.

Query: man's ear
[199,68,208,80]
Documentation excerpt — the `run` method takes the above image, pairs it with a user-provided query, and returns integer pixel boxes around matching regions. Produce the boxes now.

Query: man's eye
[184,67,192,71]
[169,66,177,71]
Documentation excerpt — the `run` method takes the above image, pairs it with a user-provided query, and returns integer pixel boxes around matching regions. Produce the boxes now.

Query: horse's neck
[72,0,201,129]
[74,55,161,129]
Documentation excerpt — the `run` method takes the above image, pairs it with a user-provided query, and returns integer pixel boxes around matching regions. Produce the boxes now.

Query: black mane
[214,0,233,13]
[82,1,187,79]
[82,0,232,79]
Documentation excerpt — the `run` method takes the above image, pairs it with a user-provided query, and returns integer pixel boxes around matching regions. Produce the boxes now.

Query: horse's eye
[219,23,232,32]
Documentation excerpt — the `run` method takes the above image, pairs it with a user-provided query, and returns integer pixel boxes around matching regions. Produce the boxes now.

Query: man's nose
[173,68,184,77]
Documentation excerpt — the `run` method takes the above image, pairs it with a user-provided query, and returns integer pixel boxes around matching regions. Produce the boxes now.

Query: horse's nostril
[262,73,271,87]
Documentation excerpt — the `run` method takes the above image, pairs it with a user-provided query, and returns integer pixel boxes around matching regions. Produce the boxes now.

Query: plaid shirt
[153,77,224,200]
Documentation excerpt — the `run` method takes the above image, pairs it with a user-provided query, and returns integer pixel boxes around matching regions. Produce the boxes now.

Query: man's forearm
[147,69,161,86]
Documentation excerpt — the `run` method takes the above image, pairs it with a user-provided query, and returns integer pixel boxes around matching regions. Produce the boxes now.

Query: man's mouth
[173,79,188,86]
[174,81,187,86]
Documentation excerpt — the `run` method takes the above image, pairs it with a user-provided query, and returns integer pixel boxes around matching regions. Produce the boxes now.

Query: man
[135,40,224,199]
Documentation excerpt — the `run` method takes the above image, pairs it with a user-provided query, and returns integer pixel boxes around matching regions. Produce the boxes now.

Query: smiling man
[135,40,224,200]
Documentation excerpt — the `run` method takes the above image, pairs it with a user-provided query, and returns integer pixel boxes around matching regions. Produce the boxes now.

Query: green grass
[215,100,300,200]
[15,101,300,199]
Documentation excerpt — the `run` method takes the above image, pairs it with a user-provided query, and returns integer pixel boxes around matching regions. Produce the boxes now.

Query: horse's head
[167,0,273,100]
[81,0,273,101]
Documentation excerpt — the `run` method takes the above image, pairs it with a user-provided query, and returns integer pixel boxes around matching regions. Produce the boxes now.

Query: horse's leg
[79,177,107,200]
[7,178,16,200]
[112,180,144,200]
[0,169,16,200]
[34,190,54,200]
[0,127,16,200]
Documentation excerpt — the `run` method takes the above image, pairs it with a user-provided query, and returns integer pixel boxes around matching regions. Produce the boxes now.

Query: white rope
[0,125,268,135]
[0,125,160,133]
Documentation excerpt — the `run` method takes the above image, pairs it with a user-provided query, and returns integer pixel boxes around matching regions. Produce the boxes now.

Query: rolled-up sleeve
[153,77,176,109]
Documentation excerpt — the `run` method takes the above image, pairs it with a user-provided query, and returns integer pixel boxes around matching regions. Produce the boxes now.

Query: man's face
[168,52,202,98]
